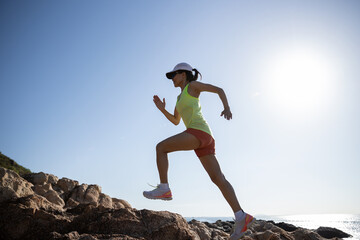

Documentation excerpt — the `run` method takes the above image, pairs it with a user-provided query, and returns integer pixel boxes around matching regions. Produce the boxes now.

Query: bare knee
[156,141,168,154]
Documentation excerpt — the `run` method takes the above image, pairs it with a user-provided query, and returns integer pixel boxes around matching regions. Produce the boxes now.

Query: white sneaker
[230,213,255,240]
[143,185,173,200]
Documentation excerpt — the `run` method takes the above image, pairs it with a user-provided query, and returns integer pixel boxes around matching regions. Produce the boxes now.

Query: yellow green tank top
[176,83,213,136]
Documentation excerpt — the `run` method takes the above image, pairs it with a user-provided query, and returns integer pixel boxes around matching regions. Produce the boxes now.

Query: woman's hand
[189,82,232,120]
[221,107,232,120]
[153,95,166,111]
[153,95,180,125]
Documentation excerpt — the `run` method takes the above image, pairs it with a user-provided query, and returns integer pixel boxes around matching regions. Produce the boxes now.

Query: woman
[143,62,254,239]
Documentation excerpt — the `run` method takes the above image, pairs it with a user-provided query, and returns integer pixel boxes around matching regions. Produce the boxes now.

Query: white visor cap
[166,62,193,79]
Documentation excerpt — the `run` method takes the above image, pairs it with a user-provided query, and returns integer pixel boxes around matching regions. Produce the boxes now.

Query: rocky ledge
[0,167,352,240]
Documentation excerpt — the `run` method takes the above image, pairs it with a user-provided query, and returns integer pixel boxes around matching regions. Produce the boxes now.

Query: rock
[316,226,352,239]
[48,174,59,185]
[44,189,65,207]
[66,184,132,210]
[0,167,34,202]
[112,198,131,209]
[67,206,199,240]
[19,194,64,212]
[50,232,145,240]
[69,184,100,206]
[252,229,282,240]
[274,221,298,232]
[0,167,353,240]
[136,208,199,239]
[50,231,81,240]
[189,220,213,239]
[33,183,65,207]
[215,220,234,233]
[83,184,101,204]
[200,220,233,234]
[189,219,229,240]
[0,196,69,239]
[292,227,324,240]
[69,184,88,203]
[112,197,125,209]
[33,183,52,195]
[98,193,112,208]
[56,177,79,193]
[66,197,80,208]
[23,172,47,185]
[250,220,294,240]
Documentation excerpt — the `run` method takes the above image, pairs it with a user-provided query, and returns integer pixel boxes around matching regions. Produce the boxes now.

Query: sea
[185,214,360,240]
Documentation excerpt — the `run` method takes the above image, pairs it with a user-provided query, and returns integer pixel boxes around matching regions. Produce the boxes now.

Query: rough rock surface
[0,167,34,201]
[0,167,352,240]
[315,227,352,239]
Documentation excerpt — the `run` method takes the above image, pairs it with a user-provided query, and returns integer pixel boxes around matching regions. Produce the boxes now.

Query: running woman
[143,63,254,239]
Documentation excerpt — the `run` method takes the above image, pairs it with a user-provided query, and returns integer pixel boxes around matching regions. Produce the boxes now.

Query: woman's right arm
[153,95,181,125]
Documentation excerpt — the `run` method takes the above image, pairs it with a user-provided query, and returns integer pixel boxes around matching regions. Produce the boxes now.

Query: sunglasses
[172,71,183,78]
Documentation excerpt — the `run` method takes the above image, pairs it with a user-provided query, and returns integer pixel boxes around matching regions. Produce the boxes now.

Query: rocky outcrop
[315,227,352,239]
[0,167,34,202]
[0,199,197,240]
[272,221,298,232]
[0,167,352,240]
[188,220,229,240]
[17,171,131,211]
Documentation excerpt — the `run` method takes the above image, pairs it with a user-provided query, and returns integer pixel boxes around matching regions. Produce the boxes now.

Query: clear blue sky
[1,0,359,217]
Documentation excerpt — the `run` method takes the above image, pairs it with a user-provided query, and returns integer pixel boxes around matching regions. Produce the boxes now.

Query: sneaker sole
[145,196,173,201]
[143,193,172,201]
[150,197,172,201]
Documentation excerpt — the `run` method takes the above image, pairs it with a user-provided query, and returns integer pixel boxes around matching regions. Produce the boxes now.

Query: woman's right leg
[199,154,242,213]
[156,131,201,183]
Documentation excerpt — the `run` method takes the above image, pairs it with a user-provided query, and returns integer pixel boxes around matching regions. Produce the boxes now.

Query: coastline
[1,166,356,239]
[186,214,360,239]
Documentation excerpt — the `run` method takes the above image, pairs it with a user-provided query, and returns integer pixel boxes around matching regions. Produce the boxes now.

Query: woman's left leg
[143,131,200,201]
[199,154,242,213]
[156,131,201,184]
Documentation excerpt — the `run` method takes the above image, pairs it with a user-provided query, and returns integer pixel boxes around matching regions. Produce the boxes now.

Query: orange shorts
[185,128,215,158]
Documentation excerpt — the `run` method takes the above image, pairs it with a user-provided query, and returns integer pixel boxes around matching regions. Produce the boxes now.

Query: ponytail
[185,68,202,82]
[193,68,202,81]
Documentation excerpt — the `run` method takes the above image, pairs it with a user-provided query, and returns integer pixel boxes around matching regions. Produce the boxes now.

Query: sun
[261,47,337,118]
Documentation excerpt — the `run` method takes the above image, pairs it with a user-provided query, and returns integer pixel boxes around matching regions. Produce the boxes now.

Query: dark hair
[184,68,202,82]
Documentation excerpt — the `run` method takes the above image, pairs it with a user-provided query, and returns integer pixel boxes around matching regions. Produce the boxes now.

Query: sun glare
[261,47,337,118]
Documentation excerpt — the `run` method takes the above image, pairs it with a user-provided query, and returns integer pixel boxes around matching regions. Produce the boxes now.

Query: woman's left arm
[191,81,232,120]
